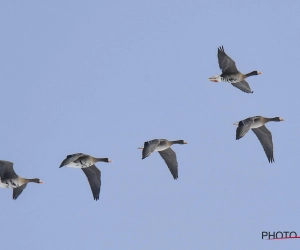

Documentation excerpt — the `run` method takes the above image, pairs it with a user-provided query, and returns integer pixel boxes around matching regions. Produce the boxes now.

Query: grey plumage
[234,116,283,163]
[252,126,274,163]
[209,46,261,93]
[231,80,253,94]
[139,139,187,179]
[59,153,111,200]
[158,148,178,179]
[218,45,238,73]
[59,153,86,167]
[82,165,101,201]
[0,161,17,179]
[142,140,160,159]
[13,184,28,200]
[0,160,42,200]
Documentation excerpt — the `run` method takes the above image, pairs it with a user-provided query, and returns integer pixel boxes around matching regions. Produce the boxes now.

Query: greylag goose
[138,139,187,179]
[0,160,43,200]
[234,116,284,162]
[60,153,112,200]
[209,46,261,93]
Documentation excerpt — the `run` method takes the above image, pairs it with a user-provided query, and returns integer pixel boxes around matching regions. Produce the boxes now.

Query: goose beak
[280,118,284,121]
[39,180,43,184]
[108,159,112,162]
[257,71,262,75]
[138,147,144,150]
[183,141,187,144]
[233,122,239,126]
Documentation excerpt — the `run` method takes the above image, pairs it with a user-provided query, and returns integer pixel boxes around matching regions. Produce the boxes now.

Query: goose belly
[155,144,170,151]
[0,181,9,188]
[221,77,240,83]
[221,75,239,83]
[66,160,93,168]
[0,178,22,188]
[250,120,264,129]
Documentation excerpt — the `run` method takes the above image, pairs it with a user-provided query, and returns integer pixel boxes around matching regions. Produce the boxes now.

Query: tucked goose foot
[208,75,221,82]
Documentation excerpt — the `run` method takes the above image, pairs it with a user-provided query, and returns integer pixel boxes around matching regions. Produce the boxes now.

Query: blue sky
[0,1,300,249]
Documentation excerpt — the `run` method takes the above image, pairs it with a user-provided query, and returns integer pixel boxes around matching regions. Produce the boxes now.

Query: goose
[209,46,261,93]
[0,160,43,200]
[138,139,187,179]
[59,153,112,200]
[234,116,284,162]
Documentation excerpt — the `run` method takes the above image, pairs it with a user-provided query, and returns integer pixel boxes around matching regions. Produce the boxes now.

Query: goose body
[59,153,111,200]
[1,176,27,188]
[0,160,43,199]
[139,139,187,179]
[234,116,284,162]
[209,46,261,93]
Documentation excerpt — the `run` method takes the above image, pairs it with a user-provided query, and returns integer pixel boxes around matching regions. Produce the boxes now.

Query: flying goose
[138,139,187,179]
[59,153,112,200]
[209,46,261,93]
[234,116,284,162]
[0,160,43,200]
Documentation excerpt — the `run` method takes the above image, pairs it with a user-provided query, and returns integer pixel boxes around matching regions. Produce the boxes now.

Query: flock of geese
[0,46,283,201]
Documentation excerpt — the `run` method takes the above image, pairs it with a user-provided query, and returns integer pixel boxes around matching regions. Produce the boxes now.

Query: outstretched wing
[60,153,86,167]
[13,184,28,200]
[236,118,254,140]
[0,160,18,179]
[142,139,160,159]
[82,165,101,200]
[231,80,253,94]
[218,46,238,73]
[252,126,274,163]
[158,148,178,179]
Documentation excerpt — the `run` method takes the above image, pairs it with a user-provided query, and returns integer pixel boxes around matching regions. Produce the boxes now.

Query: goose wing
[231,80,253,94]
[158,148,178,179]
[82,165,101,200]
[60,153,86,167]
[218,46,238,73]
[13,184,28,200]
[236,118,254,140]
[142,139,160,159]
[252,126,274,163]
[0,160,18,179]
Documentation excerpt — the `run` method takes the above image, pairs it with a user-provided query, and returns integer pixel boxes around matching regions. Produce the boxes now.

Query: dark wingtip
[236,133,242,140]
[236,134,243,140]
[13,194,19,200]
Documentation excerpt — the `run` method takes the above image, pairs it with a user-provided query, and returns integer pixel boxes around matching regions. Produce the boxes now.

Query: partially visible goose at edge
[138,139,187,179]
[0,160,43,200]
[234,116,284,162]
[209,46,261,93]
[60,153,112,200]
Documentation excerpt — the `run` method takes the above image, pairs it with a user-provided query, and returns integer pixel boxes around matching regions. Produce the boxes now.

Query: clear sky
[0,1,299,249]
